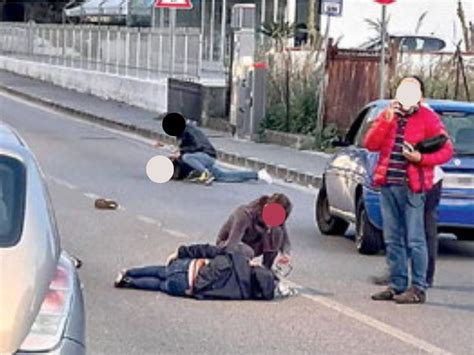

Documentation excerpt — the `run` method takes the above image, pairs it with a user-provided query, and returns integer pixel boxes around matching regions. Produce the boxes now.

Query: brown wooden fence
[324,43,394,133]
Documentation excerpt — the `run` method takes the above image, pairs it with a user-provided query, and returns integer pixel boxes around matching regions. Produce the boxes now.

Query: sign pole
[379,4,386,99]
[316,14,331,141]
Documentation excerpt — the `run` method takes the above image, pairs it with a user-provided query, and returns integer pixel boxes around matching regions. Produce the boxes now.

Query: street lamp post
[374,0,395,99]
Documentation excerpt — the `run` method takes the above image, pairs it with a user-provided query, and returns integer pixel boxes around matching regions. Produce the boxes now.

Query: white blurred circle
[146,155,174,184]
[395,81,422,109]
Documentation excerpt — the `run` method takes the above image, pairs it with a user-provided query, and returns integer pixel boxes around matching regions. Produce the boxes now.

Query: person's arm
[218,210,250,249]
[177,244,226,259]
[363,103,397,152]
[280,225,291,255]
[262,252,278,269]
[179,131,197,155]
[419,117,454,167]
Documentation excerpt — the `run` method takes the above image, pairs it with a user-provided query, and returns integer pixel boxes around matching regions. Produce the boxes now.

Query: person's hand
[166,251,178,265]
[249,259,261,267]
[384,100,401,122]
[403,149,422,163]
[169,152,181,160]
[277,254,291,265]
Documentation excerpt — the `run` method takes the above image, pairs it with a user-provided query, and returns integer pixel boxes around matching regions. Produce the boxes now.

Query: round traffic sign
[374,0,396,4]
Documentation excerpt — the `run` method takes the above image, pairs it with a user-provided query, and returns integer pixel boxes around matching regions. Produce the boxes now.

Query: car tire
[355,198,384,255]
[316,184,350,235]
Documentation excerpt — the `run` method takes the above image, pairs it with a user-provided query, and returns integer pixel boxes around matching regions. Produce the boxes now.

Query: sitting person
[114,244,294,300]
[170,122,272,185]
[216,193,293,269]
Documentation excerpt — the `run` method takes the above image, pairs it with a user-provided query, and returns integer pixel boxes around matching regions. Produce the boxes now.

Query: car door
[325,106,375,215]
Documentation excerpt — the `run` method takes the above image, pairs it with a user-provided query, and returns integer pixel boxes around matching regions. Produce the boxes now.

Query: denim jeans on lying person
[124,258,191,296]
[181,152,258,183]
[380,184,428,292]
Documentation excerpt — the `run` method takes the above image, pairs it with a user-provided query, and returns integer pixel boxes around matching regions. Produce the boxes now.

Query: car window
[344,107,372,145]
[353,106,385,147]
[423,38,445,51]
[0,156,26,247]
[440,112,474,154]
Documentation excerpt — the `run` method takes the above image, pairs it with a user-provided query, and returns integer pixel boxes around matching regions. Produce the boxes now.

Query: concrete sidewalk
[0,70,329,187]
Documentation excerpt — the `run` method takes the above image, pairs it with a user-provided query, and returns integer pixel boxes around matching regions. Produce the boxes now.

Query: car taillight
[19,253,74,352]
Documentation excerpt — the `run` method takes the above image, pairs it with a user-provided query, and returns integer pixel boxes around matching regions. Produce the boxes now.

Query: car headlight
[19,253,75,352]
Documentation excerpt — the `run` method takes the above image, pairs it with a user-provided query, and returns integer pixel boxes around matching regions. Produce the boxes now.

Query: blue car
[316,100,474,254]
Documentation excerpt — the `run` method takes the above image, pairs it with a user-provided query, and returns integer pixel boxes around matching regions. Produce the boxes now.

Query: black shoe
[394,287,426,304]
[370,273,390,286]
[114,271,131,288]
[371,287,398,301]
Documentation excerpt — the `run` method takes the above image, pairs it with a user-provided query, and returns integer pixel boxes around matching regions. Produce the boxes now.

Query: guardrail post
[136,29,141,78]
[116,28,121,75]
[106,27,111,74]
[88,26,92,70]
[146,28,151,80]
[125,28,130,77]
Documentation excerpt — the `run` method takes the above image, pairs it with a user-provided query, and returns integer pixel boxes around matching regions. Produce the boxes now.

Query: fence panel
[0,22,227,81]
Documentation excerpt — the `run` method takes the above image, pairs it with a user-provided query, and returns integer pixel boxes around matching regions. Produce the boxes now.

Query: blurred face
[395,78,422,110]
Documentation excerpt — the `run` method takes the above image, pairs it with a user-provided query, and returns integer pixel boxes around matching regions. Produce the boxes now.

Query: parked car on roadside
[362,34,449,52]
[0,122,85,354]
[316,100,474,254]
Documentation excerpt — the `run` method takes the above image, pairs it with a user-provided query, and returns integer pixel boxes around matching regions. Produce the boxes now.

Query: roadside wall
[0,56,168,112]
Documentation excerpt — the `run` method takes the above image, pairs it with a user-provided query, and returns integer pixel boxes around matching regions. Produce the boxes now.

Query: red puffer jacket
[363,105,454,192]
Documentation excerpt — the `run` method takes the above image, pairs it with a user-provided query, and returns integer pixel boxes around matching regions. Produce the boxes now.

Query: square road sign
[320,0,343,17]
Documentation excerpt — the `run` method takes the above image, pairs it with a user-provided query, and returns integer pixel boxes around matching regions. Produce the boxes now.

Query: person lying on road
[216,193,292,269]
[114,244,295,300]
[169,121,273,185]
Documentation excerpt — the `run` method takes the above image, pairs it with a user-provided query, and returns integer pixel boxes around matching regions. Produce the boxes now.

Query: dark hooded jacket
[178,124,217,158]
[216,196,291,268]
[177,244,276,300]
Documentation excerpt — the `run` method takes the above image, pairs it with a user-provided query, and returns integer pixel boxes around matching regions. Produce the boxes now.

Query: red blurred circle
[374,0,396,4]
[262,203,286,227]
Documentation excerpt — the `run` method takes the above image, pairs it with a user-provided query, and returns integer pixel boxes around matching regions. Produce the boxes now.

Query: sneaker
[114,271,131,288]
[258,169,273,184]
[191,170,215,185]
[371,287,398,301]
[393,287,426,304]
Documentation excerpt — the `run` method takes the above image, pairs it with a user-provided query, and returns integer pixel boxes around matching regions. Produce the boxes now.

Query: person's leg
[126,276,165,291]
[380,186,409,293]
[405,189,428,291]
[181,152,214,173]
[209,163,258,183]
[424,181,442,286]
[125,266,166,280]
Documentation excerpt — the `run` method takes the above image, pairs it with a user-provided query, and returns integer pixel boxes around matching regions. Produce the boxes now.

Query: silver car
[0,122,85,354]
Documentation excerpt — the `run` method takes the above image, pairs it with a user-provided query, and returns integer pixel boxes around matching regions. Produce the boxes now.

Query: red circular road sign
[374,0,396,4]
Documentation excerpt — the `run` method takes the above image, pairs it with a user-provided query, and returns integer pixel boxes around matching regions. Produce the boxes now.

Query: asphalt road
[1,91,474,355]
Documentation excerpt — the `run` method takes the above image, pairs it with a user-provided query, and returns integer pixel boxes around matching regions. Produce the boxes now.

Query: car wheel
[355,198,384,255]
[316,184,350,235]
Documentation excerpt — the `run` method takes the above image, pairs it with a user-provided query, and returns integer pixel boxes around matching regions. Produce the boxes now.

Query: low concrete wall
[0,56,168,112]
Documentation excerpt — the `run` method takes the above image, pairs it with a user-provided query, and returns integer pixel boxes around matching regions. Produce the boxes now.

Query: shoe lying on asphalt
[371,287,398,301]
[370,273,390,286]
[95,198,118,210]
[393,287,426,304]
[258,169,273,184]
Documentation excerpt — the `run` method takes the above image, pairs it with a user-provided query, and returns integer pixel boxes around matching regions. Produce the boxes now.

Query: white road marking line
[83,192,101,200]
[286,281,452,355]
[48,176,78,190]
[162,228,189,239]
[136,215,160,226]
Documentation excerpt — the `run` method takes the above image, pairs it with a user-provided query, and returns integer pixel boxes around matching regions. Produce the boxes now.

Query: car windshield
[441,112,474,155]
[0,156,26,247]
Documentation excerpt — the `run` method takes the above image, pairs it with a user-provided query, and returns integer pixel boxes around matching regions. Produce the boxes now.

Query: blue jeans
[125,259,191,296]
[380,185,428,292]
[181,152,258,183]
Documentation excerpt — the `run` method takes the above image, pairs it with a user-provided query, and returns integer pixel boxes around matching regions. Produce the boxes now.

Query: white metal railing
[0,22,227,81]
